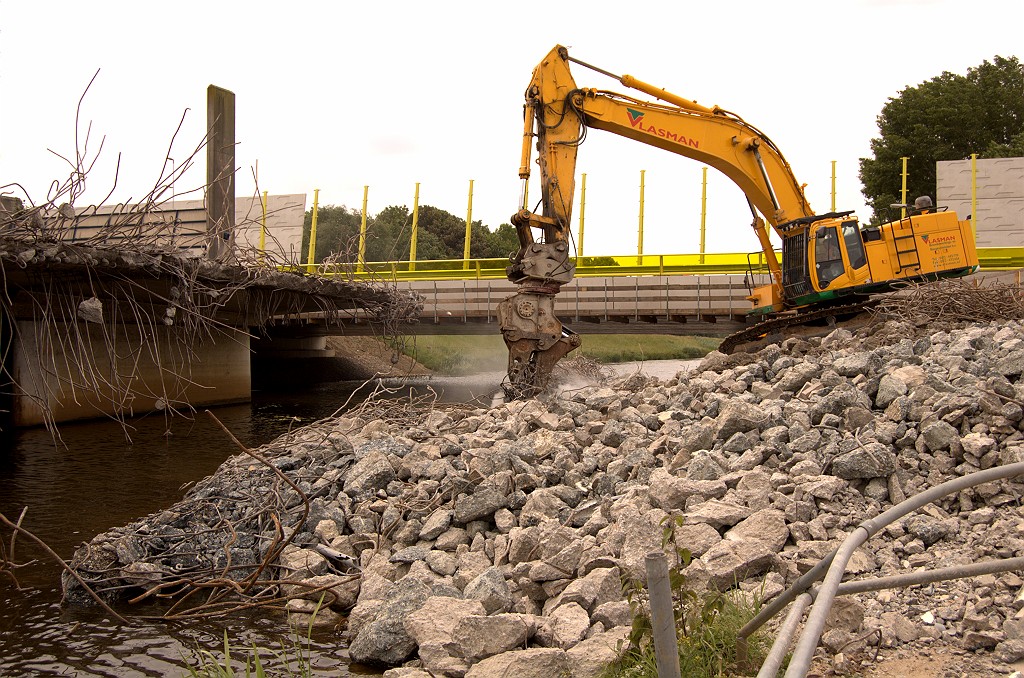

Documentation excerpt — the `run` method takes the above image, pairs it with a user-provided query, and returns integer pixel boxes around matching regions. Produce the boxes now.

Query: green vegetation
[182,599,324,677]
[859,55,1023,223]
[603,517,774,678]
[399,334,721,375]
[300,203,519,266]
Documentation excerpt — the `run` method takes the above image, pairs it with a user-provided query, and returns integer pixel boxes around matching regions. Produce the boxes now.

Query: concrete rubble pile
[66,316,1024,677]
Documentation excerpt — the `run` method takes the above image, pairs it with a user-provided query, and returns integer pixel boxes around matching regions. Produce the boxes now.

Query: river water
[0,379,497,677]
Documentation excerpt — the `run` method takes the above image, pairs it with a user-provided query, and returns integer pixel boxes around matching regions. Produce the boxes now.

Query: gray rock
[920,420,960,453]
[454,487,509,524]
[552,566,621,613]
[875,373,908,409]
[715,401,767,439]
[565,626,631,678]
[724,509,789,552]
[404,596,487,647]
[419,509,454,540]
[349,577,432,666]
[278,545,328,580]
[519,490,569,526]
[592,600,633,629]
[465,566,514,613]
[390,546,431,564]
[697,538,776,590]
[464,648,570,678]
[343,450,396,498]
[830,442,897,479]
[648,468,726,511]
[450,614,529,660]
[549,601,591,649]
[684,500,752,529]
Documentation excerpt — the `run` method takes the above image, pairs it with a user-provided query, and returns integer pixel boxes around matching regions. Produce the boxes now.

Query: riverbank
[59,308,1024,677]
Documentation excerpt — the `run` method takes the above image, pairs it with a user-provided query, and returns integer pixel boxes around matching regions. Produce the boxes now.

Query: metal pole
[464,179,474,269]
[971,153,978,238]
[578,172,587,259]
[306,188,320,273]
[700,167,707,264]
[410,182,420,272]
[358,185,369,273]
[900,156,909,219]
[830,160,836,212]
[645,552,681,678]
[258,190,268,264]
[638,169,645,266]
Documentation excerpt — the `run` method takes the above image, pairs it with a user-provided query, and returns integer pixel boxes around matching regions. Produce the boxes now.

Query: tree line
[299,204,520,265]
[859,55,1023,222]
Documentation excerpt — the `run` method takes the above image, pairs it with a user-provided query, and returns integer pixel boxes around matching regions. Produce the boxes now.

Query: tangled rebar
[0,79,420,436]
[872,278,1024,324]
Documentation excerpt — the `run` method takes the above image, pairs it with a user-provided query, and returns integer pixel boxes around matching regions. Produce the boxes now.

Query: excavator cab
[810,219,869,292]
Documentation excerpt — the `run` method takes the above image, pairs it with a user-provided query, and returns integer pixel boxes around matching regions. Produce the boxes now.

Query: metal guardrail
[294,247,1024,282]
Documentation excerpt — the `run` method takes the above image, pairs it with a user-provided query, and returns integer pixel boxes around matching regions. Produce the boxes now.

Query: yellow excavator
[499,45,978,395]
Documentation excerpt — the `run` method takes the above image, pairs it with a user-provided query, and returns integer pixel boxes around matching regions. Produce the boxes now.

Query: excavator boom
[500,45,978,395]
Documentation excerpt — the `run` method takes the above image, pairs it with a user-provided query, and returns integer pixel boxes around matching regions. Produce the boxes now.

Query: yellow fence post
[700,167,707,265]
[578,172,587,260]
[831,160,836,212]
[259,190,268,265]
[463,179,474,269]
[900,156,909,219]
[971,153,978,238]
[410,182,420,272]
[637,169,645,266]
[358,185,369,273]
[306,188,319,273]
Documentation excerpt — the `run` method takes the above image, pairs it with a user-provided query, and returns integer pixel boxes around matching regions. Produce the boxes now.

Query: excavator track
[718,299,879,355]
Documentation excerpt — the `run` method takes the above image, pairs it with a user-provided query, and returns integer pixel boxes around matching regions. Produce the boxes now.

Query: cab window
[814,226,844,288]
[841,220,867,269]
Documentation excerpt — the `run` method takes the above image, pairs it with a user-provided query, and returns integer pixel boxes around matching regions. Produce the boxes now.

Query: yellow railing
[289,247,1024,282]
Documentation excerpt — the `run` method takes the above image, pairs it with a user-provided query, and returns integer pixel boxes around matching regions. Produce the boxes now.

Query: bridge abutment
[10,321,251,427]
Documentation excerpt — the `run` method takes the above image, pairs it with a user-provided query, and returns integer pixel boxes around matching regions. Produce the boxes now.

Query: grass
[604,590,774,678]
[181,598,324,677]
[602,518,777,678]
[399,334,721,375]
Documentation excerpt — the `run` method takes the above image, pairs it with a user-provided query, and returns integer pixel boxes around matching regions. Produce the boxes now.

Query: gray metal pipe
[757,592,812,678]
[752,556,1024,678]
[834,556,1024,597]
[645,552,681,678]
[784,460,1024,678]
[738,547,838,643]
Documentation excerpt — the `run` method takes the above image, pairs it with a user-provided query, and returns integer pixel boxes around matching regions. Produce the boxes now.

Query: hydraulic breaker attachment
[498,288,580,398]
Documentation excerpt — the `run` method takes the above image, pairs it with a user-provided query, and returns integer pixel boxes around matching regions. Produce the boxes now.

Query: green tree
[300,205,363,264]
[301,203,523,265]
[484,222,520,259]
[859,56,1024,222]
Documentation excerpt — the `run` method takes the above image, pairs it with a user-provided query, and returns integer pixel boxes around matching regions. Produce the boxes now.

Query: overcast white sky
[1,0,1021,257]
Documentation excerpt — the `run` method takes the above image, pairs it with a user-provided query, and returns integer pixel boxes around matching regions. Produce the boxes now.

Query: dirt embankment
[325,336,433,380]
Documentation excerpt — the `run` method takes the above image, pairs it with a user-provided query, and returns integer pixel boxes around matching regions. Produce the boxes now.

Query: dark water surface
[0,379,495,677]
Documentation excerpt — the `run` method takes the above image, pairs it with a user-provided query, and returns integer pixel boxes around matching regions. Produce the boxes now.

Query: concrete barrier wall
[938,157,1024,248]
[63,194,307,262]
[396,273,767,324]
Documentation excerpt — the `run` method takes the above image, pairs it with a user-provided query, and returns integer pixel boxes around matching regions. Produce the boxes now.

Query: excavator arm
[500,45,816,395]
